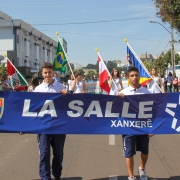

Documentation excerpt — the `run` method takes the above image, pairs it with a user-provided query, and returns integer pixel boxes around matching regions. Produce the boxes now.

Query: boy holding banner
[34,62,67,180]
[119,66,153,180]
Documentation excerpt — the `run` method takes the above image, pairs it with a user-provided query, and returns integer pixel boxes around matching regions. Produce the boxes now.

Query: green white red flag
[7,59,27,91]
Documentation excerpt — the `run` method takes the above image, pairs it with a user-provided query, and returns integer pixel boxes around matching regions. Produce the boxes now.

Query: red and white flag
[7,59,27,91]
[98,55,110,94]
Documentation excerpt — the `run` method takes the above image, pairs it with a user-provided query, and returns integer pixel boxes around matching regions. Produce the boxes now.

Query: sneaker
[128,177,136,180]
[138,167,148,180]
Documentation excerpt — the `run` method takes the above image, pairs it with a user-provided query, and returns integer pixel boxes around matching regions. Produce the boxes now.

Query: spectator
[167,72,173,92]
[53,72,60,82]
[71,71,86,93]
[172,73,178,92]
[147,67,165,93]
[109,68,123,95]
[0,76,3,91]
[27,77,39,92]
[68,75,74,94]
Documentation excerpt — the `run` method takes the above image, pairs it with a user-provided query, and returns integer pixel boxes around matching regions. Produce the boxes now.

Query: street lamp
[149,20,175,73]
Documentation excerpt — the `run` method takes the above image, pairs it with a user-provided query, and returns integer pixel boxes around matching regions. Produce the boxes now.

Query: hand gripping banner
[0,92,180,134]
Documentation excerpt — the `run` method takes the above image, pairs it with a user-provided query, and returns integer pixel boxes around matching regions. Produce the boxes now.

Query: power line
[32,17,156,26]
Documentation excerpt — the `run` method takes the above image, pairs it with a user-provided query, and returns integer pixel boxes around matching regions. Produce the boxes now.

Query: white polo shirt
[34,80,64,93]
[120,85,151,95]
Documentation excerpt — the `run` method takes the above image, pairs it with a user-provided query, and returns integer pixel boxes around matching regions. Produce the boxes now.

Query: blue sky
[1,0,179,67]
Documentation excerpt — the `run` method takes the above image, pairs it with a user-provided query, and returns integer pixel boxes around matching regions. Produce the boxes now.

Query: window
[17,35,19,44]
[24,38,30,42]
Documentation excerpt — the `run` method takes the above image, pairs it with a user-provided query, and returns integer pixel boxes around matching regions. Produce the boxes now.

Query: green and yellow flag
[53,42,67,72]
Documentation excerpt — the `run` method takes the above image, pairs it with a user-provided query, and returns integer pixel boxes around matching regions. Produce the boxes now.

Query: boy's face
[42,68,54,84]
[128,71,140,86]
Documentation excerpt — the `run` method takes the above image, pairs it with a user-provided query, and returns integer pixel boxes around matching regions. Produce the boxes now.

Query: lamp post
[149,20,175,73]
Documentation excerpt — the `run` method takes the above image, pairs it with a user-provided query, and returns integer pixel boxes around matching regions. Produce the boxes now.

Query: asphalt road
[0,134,179,180]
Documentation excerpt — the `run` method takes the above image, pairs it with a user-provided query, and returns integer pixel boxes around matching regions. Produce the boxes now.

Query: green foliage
[84,60,127,77]
[155,0,180,32]
[67,63,75,75]
[85,63,97,69]
[73,68,85,76]
[0,64,7,77]
[86,70,97,79]
[106,60,117,73]
[143,49,180,75]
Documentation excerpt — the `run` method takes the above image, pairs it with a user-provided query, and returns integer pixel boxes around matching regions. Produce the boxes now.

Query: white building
[0,11,67,78]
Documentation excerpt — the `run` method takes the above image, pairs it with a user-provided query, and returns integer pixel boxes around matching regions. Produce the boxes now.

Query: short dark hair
[42,62,53,70]
[127,66,139,76]
[75,71,81,78]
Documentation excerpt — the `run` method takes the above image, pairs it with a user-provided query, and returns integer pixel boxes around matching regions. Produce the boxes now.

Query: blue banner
[0,92,180,134]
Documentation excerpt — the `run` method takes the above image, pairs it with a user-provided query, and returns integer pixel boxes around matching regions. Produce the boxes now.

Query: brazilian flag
[53,41,67,72]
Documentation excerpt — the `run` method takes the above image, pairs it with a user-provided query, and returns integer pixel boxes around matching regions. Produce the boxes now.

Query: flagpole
[95,48,119,90]
[124,38,163,93]
[5,57,28,85]
[56,31,75,79]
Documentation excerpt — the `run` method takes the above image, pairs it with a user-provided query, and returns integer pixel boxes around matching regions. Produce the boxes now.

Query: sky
[1,0,180,68]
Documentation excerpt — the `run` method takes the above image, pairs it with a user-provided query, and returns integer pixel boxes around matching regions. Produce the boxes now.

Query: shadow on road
[93,176,180,180]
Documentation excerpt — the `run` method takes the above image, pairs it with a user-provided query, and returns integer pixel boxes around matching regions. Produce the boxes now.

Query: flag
[53,41,67,72]
[7,60,27,91]
[127,46,151,86]
[98,55,110,94]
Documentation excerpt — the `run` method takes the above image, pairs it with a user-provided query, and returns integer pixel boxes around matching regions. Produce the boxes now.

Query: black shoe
[54,177,61,180]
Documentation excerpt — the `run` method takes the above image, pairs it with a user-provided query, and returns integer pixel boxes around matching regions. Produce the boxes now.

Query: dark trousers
[173,84,178,92]
[37,134,66,180]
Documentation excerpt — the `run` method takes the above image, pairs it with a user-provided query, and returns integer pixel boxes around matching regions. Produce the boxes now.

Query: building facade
[0,11,67,78]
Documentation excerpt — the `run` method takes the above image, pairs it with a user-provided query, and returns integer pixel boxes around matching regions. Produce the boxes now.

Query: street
[0,133,179,180]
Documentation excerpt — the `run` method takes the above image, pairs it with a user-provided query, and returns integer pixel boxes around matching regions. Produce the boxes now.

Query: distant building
[0,11,67,78]
[138,54,154,63]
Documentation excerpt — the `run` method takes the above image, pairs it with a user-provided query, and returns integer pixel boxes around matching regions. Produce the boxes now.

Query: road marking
[109,175,118,180]
[109,135,115,145]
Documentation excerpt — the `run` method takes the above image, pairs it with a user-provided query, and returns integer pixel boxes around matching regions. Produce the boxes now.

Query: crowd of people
[1,63,179,180]
[1,66,179,95]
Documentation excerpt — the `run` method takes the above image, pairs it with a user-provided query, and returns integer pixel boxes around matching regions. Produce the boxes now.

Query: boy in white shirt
[34,62,67,180]
[119,66,153,180]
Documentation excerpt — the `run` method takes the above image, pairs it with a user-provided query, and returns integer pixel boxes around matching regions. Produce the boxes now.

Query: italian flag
[7,59,27,91]
[98,55,110,94]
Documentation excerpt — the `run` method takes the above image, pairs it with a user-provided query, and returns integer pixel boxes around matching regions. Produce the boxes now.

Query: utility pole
[148,20,176,74]
[171,26,175,73]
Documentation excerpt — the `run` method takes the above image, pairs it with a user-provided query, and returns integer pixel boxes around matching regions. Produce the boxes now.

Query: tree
[86,70,97,79]
[0,64,7,77]
[143,49,180,75]
[67,63,75,75]
[106,60,117,73]
[73,68,85,77]
[85,64,96,69]
[154,0,180,32]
